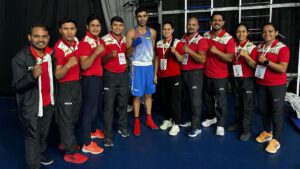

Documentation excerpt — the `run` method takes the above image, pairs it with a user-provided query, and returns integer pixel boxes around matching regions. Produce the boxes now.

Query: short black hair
[162,21,174,29]
[29,23,50,35]
[235,23,249,32]
[111,16,124,25]
[262,22,278,32]
[211,12,225,21]
[59,17,77,28]
[135,7,147,15]
[86,14,101,25]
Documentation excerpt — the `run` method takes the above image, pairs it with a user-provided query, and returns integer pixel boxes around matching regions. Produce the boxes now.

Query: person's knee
[133,97,141,103]
[145,94,152,99]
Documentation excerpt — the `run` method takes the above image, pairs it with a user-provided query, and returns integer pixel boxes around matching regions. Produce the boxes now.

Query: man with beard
[202,12,235,136]
[54,18,88,163]
[126,7,159,136]
[12,23,55,169]
[180,17,208,137]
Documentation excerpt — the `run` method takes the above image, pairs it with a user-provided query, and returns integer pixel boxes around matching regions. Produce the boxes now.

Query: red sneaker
[146,115,159,130]
[58,144,80,151]
[82,141,104,154]
[91,129,105,139]
[133,118,141,136]
[64,153,88,164]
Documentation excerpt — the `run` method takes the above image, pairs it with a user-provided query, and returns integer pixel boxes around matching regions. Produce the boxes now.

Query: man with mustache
[126,7,158,136]
[12,23,55,169]
[202,12,235,136]
[180,17,208,138]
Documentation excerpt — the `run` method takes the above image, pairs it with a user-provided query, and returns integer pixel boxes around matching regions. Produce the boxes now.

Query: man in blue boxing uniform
[126,7,158,136]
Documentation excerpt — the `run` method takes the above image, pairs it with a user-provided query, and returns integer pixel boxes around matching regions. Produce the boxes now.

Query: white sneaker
[169,124,180,136]
[160,120,173,130]
[179,121,191,127]
[216,126,225,136]
[201,117,217,127]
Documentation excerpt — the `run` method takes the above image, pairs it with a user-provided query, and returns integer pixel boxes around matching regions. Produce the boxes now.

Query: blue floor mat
[290,116,300,131]
[1,96,300,169]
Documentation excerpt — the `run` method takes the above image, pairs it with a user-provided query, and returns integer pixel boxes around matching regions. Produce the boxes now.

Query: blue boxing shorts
[130,65,156,97]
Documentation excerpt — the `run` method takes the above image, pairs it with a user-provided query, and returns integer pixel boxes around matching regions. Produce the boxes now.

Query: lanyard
[162,39,172,58]
[36,55,45,64]
[262,44,271,58]
[109,34,122,50]
[236,40,249,63]
[186,33,198,46]
[66,40,78,58]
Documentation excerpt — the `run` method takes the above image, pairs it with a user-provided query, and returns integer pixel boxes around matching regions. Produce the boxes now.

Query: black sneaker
[104,138,114,147]
[40,155,54,165]
[118,129,130,138]
[227,123,241,132]
[240,132,251,141]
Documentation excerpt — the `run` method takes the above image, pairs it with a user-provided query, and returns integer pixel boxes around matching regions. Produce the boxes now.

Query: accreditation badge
[182,54,188,65]
[233,64,243,77]
[160,59,167,70]
[118,53,126,65]
[255,65,266,79]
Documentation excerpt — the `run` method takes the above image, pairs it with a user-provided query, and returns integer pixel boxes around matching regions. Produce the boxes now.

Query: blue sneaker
[188,129,202,137]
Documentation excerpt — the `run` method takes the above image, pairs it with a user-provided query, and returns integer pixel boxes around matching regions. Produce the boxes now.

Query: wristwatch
[263,60,269,66]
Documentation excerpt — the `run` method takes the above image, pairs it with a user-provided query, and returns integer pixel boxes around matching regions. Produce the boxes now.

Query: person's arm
[209,46,234,62]
[209,38,235,62]
[80,43,104,71]
[258,55,288,73]
[102,50,117,64]
[150,28,157,66]
[239,47,257,69]
[126,29,136,57]
[12,53,39,93]
[171,41,184,62]
[55,56,78,79]
[150,28,157,52]
[183,46,206,63]
[258,47,290,73]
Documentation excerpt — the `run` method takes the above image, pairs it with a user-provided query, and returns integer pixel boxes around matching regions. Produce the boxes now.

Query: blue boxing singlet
[132,27,154,66]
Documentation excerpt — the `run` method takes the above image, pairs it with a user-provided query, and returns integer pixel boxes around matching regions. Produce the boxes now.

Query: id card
[182,54,188,65]
[233,64,243,77]
[160,59,167,70]
[255,65,266,79]
[118,53,126,65]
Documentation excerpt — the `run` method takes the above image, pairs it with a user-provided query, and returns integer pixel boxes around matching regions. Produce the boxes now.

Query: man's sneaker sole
[82,148,104,154]
[188,129,202,137]
[40,160,54,165]
[104,143,114,147]
[91,135,104,139]
[256,137,272,143]
[118,130,130,137]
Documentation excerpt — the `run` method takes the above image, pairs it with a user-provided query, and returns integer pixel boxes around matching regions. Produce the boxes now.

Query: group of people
[11,7,290,169]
